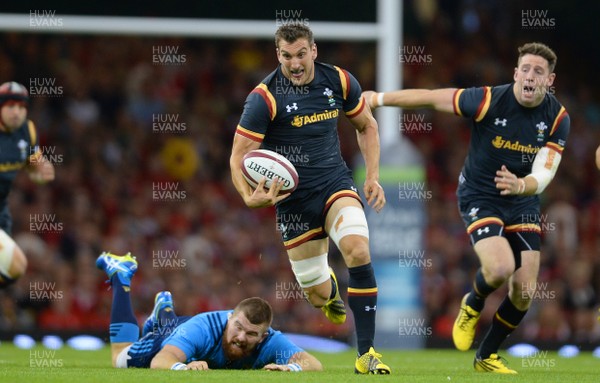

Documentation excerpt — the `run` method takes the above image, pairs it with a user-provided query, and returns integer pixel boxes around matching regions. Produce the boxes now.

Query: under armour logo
[494,118,507,126]
[365,305,377,312]
[286,103,298,112]
[477,227,490,235]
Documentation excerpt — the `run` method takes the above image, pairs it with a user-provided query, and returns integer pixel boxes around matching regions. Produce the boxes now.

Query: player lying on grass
[96,251,322,371]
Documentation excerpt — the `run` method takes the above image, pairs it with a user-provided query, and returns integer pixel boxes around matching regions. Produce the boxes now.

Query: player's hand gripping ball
[242,149,298,195]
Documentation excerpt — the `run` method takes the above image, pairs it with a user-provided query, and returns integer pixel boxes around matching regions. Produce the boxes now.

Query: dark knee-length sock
[477,296,528,359]
[347,263,378,355]
[466,269,498,312]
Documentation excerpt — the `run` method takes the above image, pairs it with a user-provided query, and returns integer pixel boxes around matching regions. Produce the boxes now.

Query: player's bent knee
[338,236,370,265]
[302,284,329,308]
[289,253,330,290]
[510,281,536,309]
[482,267,513,287]
[0,230,26,281]
[113,344,132,368]
[329,206,369,249]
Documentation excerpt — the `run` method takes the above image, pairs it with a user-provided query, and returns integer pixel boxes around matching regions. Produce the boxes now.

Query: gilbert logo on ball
[242,149,298,195]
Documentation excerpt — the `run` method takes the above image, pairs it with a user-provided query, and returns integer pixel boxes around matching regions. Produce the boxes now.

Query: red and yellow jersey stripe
[453,89,465,116]
[345,96,365,119]
[474,86,492,122]
[283,227,324,250]
[549,106,567,137]
[324,189,362,214]
[251,83,277,121]
[504,223,541,234]
[334,66,350,100]
[466,217,503,235]
[235,125,264,143]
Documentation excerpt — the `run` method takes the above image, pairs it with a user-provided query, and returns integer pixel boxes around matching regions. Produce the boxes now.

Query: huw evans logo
[29,78,63,97]
[152,250,187,269]
[29,10,63,28]
[30,214,63,233]
[275,9,310,27]
[152,46,186,65]
[152,182,186,201]
[521,9,556,29]
[29,281,63,301]
[152,114,187,133]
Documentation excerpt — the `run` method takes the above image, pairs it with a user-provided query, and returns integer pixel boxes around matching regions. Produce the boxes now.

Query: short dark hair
[517,42,557,73]
[275,24,314,48]
[233,297,273,327]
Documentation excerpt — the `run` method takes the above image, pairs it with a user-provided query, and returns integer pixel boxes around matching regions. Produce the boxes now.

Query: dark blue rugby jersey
[453,84,569,196]
[236,62,365,191]
[0,120,40,203]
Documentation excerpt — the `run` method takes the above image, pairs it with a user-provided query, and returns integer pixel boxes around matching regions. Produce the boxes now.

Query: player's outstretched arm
[348,98,385,213]
[362,88,457,114]
[150,344,190,370]
[263,351,323,372]
[596,144,600,170]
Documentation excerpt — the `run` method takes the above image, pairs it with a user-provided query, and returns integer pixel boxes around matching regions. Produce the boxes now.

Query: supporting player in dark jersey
[0,82,55,288]
[230,24,390,374]
[364,42,569,374]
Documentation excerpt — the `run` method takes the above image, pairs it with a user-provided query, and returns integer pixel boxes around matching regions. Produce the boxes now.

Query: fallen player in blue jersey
[96,252,322,372]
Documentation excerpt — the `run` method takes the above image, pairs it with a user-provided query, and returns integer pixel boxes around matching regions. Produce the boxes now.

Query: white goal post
[0,0,401,146]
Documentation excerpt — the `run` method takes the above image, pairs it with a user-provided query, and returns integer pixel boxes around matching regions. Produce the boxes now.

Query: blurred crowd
[0,5,599,348]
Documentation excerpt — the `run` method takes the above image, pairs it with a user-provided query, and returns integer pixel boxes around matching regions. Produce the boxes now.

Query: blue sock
[109,275,139,343]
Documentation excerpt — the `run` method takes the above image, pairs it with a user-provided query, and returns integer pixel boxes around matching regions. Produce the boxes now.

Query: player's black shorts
[0,204,12,234]
[126,316,190,368]
[275,169,362,250]
[457,184,541,268]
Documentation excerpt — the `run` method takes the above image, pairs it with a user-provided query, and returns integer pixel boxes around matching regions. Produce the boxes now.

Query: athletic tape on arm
[529,146,561,194]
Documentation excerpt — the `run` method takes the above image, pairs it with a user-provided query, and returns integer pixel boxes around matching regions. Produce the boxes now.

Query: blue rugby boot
[142,291,174,336]
[96,251,138,287]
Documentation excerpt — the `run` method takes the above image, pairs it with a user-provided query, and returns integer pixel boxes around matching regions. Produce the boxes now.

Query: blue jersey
[236,62,365,191]
[162,310,303,369]
[453,84,569,197]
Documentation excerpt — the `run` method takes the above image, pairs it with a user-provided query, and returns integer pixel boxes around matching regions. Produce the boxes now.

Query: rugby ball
[242,149,298,195]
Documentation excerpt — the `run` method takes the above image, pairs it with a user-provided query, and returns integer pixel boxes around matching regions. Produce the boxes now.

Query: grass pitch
[0,345,598,383]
